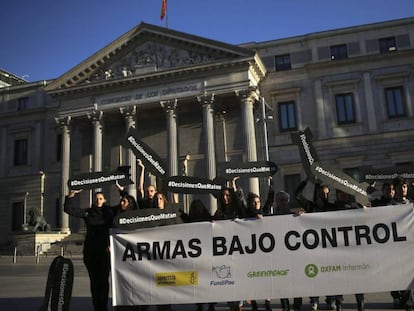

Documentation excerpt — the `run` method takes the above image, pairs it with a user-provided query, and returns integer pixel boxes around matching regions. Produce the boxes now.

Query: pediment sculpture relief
[90,41,216,82]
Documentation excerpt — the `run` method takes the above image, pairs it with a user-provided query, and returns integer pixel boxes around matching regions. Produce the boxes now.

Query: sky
[1,0,413,82]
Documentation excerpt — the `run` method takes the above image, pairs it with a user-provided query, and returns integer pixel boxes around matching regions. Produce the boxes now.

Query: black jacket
[64,196,113,255]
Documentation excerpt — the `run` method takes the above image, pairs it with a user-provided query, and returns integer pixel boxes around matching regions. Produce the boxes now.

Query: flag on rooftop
[160,0,167,20]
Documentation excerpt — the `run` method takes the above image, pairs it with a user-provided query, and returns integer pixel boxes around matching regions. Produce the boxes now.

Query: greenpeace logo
[247,269,289,278]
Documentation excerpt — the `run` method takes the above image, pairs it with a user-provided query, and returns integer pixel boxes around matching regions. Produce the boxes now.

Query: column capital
[235,87,259,104]
[87,108,103,123]
[160,99,178,113]
[55,116,71,128]
[120,106,136,130]
[119,105,137,117]
[197,93,215,107]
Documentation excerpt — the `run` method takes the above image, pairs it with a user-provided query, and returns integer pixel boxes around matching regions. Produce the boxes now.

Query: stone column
[161,99,178,179]
[120,106,137,199]
[197,93,218,214]
[363,72,377,132]
[55,116,71,233]
[314,79,327,138]
[0,127,6,175]
[236,89,260,195]
[87,108,103,191]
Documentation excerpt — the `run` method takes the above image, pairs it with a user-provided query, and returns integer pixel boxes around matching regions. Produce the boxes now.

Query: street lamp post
[23,192,29,226]
[260,97,270,162]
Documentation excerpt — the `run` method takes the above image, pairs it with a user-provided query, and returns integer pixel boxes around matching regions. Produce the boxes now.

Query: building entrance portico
[46,22,267,230]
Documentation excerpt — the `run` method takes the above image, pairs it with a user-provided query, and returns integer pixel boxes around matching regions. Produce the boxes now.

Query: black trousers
[84,250,111,311]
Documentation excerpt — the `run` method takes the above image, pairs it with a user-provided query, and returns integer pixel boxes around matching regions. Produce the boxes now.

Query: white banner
[110,204,414,306]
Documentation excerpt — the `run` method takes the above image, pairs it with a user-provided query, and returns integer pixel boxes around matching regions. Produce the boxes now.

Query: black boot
[336,301,342,311]
[265,299,272,311]
[251,300,258,311]
[280,298,290,311]
[208,303,216,311]
[293,297,302,311]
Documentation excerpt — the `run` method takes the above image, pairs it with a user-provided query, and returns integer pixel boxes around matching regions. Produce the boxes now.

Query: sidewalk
[0,255,401,310]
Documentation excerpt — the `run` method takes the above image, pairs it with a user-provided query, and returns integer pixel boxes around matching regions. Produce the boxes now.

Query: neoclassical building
[0,17,413,245]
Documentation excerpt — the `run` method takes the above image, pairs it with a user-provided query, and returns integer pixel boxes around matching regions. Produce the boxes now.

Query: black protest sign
[291,127,320,182]
[165,176,223,195]
[218,161,278,178]
[312,162,370,206]
[124,128,167,178]
[291,127,370,206]
[68,170,133,190]
[360,165,414,182]
[112,205,184,230]
[39,256,74,311]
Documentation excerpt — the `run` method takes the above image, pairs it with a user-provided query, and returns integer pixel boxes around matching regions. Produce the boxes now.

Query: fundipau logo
[213,265,231,279]
[210,265,235,286]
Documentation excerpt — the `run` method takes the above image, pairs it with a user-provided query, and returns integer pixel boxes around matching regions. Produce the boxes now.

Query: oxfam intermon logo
[305,264,319,278]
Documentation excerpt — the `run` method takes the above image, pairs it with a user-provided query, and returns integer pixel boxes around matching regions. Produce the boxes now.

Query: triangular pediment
[45,22,258,91]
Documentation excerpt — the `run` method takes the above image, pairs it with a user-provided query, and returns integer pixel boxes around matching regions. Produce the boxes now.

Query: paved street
[0,254,405,310]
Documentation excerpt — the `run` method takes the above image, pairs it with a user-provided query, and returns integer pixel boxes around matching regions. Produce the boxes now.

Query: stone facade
[0,18,413,246]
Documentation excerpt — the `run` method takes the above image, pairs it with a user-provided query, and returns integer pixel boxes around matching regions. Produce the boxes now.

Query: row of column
[55,88,260,232]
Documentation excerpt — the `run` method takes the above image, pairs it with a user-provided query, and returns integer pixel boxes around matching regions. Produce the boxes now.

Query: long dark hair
[153,192,168,209]
[122,194,138,210]
[188,199,211,222]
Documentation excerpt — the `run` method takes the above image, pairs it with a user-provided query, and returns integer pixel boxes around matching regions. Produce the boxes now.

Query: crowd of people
[64,158,414,311]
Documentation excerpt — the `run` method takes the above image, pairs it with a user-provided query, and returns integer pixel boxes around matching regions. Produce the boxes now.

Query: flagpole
[165,0,168,28]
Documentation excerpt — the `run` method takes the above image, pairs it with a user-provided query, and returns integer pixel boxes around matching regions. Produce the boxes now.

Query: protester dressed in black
[295,181,342,311]
[64,190,113,311]
[185,199,216,311]
[389,176,414,311]
[213,177,246,221]
[371,182,395,207]
[213,177,246,311]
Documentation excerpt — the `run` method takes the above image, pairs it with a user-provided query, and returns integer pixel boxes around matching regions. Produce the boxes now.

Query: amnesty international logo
[305,264,319,278]
[155,271,198,286]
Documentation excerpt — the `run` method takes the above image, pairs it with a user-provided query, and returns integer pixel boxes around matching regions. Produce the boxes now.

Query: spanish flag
[160,0,167,20]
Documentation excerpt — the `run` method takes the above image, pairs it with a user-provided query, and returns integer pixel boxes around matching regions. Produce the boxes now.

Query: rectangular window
[330,44,348,60]
[278,101,297,132]
[395,161,413,167]
[17,97,29,111]
[385,86,406,118]
[12,201,24,232]
[14,138,28,166]
[275,54,292,71]
[335,93,355,124]
[379,37,397,53]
